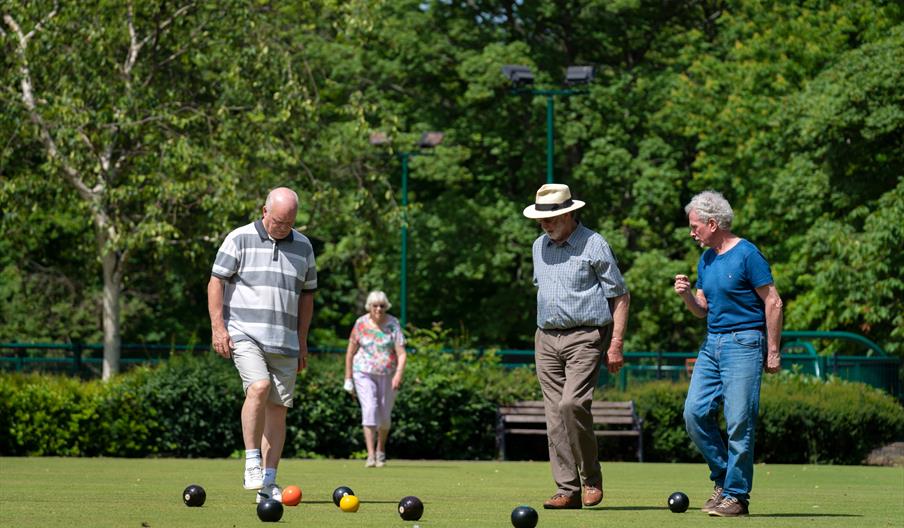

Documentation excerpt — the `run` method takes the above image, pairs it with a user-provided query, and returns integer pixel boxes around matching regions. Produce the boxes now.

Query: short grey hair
[265,187,299,209]
[364,290,391,311]
[685,190,733,231]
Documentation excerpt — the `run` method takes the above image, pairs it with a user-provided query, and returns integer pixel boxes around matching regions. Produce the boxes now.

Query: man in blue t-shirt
[673,190,783,517]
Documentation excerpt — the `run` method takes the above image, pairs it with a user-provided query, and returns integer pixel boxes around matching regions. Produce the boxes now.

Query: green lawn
[1,458,901,527]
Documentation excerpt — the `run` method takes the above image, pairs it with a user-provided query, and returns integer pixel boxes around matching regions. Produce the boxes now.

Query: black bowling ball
[668,491,690,513]
[332,486,355,507]
[182,484,206,507]
[511,505,538,528]
[257,498,284,522]
[398,495,424,521]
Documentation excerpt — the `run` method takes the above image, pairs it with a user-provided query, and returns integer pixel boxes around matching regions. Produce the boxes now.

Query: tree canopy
[2,0,902,370]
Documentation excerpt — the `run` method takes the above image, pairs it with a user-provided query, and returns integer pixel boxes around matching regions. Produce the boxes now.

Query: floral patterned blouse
[349,314,406,375]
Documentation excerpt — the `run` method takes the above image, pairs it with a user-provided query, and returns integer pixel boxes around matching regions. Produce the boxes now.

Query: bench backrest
[498,400,639,426]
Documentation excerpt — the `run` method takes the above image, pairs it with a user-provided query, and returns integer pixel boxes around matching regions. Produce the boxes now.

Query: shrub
[618,372,904,464]
[94,367,163,457]
[287,354,361,458]
[758,371,904,464]
[2,354,900,463]
[614,381,699,463]
[135,353,244,457]
[287,348,540,460]
[0,374,102,456]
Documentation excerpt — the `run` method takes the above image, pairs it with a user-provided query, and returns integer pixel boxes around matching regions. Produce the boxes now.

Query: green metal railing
[0,343,343,377]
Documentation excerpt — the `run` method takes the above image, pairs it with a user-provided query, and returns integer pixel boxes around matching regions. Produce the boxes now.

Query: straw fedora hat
[522,184,586,219]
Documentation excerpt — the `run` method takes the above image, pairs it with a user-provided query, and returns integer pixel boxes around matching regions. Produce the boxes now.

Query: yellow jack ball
[339,494,360,512]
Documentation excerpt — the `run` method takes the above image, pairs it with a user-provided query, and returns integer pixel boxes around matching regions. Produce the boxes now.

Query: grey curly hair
[685,191,733,231]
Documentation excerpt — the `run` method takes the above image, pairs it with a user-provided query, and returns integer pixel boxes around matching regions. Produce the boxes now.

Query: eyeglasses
[372,304,387,309]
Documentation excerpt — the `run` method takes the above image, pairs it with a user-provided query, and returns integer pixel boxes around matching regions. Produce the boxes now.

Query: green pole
[546,95,554,184]
[400,153,409,327]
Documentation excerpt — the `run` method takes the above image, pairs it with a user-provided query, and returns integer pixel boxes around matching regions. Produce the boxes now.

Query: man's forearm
[297,291,314,340]
[609,292,630,341]
[765,294,783,354]
[207,277,226,330]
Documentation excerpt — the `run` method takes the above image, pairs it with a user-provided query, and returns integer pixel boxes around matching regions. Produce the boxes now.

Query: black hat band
[534,199,573,212]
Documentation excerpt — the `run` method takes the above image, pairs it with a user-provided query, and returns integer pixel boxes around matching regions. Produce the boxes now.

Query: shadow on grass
[751,513,862,518]
[589,508,863,518]
[591,506,666,511]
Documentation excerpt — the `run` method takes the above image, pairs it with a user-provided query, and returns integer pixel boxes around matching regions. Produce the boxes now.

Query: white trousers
[353,371,397,428]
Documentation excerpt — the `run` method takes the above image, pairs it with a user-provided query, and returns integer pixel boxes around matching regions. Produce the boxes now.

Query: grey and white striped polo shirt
[211,220,317,356]
[532,223,628,330]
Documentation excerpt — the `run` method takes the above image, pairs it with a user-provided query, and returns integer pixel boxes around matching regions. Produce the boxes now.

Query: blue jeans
[684,330,765,502]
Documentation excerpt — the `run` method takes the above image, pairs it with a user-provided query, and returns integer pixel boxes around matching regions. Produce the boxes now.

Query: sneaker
[256,483,282,504]
[708,496,749,517]
[365,457,376,468]
[375,451,386,468]
[701,486,724,513]
[243,465,264,490]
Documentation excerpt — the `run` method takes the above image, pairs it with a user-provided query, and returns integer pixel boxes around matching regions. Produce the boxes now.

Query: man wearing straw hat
[523,183,631,510]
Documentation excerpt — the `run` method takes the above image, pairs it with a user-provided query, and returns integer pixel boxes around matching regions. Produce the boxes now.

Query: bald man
[208,187,317,503]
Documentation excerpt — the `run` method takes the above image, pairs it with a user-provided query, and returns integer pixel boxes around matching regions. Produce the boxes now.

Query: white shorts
[353,371,397,428]
[232,340,297,407]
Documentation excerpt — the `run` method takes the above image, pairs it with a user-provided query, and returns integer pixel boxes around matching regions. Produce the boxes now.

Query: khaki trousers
[535,325,612,496]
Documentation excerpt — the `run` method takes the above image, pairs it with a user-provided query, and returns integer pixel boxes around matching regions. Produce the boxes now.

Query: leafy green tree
[2,0,901,364]
[1,2,322,375]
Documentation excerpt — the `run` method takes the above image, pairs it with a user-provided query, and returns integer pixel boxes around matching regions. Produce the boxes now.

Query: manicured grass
[1,457,901,527]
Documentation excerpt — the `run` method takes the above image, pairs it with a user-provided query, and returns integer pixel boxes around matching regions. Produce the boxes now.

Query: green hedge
[1,355,901,463]
[0,355,246,457]
[288,348,540,459]
[619,371,904,464]
[0,350,540,459]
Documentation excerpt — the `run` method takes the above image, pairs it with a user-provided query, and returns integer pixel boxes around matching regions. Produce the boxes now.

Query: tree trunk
[100,235,122,381]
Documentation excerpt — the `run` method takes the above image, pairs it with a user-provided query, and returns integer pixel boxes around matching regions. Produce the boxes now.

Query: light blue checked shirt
[532,223,628,330]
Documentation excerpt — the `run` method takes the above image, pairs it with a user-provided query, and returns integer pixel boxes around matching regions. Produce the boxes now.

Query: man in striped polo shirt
[207,187,316,502]
[523,183,630,510]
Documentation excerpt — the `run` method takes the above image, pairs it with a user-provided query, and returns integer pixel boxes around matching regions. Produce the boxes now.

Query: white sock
[245,449,262,470]
[264,468,277,486]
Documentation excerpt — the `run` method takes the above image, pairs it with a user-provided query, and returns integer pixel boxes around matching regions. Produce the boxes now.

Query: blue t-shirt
[696,239,773,334]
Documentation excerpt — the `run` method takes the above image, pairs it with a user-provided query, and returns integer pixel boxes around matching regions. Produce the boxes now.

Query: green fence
[0,342,344,378]
[497,331,901,397]
[1,331,900,397]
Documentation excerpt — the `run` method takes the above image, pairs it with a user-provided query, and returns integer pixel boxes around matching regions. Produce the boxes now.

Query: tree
[1,2,268,377]
[2,0,902,362]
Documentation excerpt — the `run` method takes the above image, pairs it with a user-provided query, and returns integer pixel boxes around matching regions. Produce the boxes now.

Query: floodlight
[418,131,444,148]
[565,65,595,85]
[501,65,535,86]
[369,132,390,146]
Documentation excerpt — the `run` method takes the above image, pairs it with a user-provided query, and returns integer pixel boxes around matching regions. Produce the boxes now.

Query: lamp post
[502,65,595,184]
[370,131,444,327]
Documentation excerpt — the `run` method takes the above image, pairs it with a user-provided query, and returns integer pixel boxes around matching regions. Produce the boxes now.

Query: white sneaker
[365,457,376,468]
[256,483,282,504]
[376,451,386,468]
[243,465,264,490]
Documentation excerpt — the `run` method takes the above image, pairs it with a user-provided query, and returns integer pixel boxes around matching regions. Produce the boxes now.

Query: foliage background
[1,1,902,357]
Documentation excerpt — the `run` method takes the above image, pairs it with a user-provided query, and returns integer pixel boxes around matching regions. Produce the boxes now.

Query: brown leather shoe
[543,493,582,509]
[582,485,603,507]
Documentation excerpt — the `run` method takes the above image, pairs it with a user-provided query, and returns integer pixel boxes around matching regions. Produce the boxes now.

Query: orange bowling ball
[282,485,302,506]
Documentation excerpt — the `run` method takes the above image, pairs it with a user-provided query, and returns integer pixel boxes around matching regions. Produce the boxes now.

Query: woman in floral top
[343,290,407,467]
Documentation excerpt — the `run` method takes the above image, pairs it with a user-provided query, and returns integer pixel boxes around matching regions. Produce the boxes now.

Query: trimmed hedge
[620,371,904,464]
[0,355,246,457]
[1,355,901,463]
[0,350,540,459]
[288,348,541,459]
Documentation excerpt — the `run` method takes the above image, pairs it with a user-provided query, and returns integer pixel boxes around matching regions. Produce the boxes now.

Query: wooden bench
[496,400,644,462]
